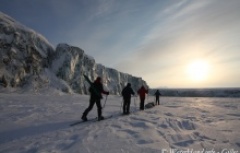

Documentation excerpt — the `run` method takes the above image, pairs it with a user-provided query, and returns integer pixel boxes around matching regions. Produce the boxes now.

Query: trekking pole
[102,95,108,110]
[134,96,137,112]
[120,97,123,113]
[146,93,148,103]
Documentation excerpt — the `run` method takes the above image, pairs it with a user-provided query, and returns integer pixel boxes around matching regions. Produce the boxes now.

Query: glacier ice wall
[51,43,148,94]
[0,12,55,88]
[0,12,148,94]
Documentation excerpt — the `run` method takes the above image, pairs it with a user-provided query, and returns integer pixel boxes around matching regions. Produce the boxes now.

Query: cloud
[1,0,240,88]
[12,0,236,88]
[112,0,240,87]
[65,1,172,65]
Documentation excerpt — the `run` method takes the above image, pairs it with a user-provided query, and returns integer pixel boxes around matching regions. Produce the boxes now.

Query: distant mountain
[0,12,148,94]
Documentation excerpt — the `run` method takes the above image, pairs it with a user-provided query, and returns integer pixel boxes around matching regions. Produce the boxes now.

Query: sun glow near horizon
[186,60,210,82]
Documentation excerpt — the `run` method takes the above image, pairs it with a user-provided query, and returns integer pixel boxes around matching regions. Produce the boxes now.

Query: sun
[187,60,209,81]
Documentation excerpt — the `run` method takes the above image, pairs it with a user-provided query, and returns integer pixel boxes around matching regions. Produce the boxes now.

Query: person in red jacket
[137,85,148,110]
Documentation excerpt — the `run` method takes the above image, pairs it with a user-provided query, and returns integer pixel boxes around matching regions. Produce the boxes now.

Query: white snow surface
[0,93,239,153]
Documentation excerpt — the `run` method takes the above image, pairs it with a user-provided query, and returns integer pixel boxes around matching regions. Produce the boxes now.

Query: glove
[106,91,110,95]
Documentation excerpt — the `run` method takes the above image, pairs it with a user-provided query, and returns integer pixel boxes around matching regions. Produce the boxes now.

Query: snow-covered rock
[51,43,148,94]
[0,12,148,94]
[0,12,55,89]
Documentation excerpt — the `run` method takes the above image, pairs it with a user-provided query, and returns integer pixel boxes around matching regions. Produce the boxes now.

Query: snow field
[0,94,239,153]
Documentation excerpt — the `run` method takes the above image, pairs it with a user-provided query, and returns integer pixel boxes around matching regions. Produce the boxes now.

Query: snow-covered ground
[0,93,239,153]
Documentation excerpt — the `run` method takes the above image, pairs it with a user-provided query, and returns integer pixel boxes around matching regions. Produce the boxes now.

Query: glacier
[0,12,148,94]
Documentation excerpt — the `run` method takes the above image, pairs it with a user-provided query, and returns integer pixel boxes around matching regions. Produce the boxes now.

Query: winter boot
[81,115,88,121]
[98,116,104,121]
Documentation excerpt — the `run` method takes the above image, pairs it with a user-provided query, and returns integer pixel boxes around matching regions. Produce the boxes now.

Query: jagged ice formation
[0,12,148,94]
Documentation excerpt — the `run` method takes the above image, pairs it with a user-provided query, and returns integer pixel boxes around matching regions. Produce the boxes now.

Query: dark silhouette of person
[121,83,135,115]
[137,85,148,110]
[154,90,162,105]
[82,77,109,121]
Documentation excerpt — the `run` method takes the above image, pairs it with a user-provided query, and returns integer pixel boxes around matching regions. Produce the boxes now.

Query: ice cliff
[51,43,147,94]
[0,12,148,94]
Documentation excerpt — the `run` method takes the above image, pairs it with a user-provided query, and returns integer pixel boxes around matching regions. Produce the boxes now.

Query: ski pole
[120,97,123,113]
[102,95,108,109]
[133,96,137,112]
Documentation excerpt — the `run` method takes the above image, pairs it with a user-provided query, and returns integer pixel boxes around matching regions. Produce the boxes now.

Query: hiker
[82,77,109,121]
[137,85,148,110]
[121,83,135,115]
[154,90,161,105]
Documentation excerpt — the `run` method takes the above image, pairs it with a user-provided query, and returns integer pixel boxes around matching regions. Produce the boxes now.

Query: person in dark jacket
[137,85,148,110]
[82,77,109,121]
[154,90,162,105]
[121,83,135,115]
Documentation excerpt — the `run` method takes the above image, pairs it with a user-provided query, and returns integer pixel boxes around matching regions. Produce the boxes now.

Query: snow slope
[0,93,239,153]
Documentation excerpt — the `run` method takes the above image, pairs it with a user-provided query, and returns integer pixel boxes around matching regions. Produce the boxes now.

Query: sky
[1,0,240,88]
